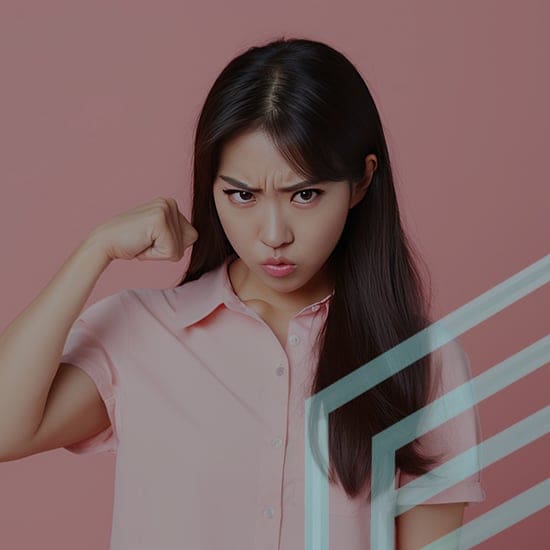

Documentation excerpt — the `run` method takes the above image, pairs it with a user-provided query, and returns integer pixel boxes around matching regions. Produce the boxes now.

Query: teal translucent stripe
[394,405,549,515]
[304,254,549,550]
[423,479,550,550]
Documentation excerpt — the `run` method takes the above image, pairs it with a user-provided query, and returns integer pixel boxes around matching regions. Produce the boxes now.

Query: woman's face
[212,128,370,312]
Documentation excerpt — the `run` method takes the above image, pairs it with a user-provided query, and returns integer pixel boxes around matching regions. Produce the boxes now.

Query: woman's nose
[259,205,293,249]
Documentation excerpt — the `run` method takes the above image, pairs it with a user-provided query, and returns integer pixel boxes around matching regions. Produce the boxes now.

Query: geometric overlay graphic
[305,254,549,549]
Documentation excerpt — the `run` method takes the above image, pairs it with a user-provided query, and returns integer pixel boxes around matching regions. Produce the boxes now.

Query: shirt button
[271,437,283,448]
[311,305,320,312]
[276,366,285,376]
[263,506,275,518]
[289,334,300,346]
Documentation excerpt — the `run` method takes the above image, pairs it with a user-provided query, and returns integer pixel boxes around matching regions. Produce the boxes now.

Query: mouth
[262,257,294,266]
[261,263,297,277]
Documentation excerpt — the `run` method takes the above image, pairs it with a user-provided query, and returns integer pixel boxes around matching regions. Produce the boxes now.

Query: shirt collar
[174,253,334,330]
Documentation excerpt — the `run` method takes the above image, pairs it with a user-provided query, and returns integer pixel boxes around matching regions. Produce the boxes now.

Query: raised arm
[0,231,112,460]
[0,197,198,461]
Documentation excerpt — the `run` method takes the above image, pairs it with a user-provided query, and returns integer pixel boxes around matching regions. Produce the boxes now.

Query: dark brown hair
[176,36,443,498]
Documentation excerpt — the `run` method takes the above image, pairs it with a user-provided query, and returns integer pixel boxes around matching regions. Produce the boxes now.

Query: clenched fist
[89,197,199,262]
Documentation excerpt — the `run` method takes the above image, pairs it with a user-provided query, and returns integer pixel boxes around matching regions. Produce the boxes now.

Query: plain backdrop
[0,1,548,548]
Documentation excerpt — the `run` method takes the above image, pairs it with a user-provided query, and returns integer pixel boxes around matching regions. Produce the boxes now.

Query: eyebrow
[218,175,325,193]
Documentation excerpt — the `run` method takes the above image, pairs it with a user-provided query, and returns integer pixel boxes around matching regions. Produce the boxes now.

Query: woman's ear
[349,154,377,209]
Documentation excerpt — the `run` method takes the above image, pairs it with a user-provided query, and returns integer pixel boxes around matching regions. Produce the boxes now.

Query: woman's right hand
[89,197,199,262]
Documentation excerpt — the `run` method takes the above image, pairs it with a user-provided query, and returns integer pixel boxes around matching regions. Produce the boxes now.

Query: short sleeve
[396,338,487,507]
[59,290,128,455]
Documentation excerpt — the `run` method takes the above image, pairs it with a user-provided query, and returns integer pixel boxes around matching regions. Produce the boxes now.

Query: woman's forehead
[219,127,305,170]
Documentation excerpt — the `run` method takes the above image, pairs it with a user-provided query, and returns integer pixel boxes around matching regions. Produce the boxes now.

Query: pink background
[0,1,548,548]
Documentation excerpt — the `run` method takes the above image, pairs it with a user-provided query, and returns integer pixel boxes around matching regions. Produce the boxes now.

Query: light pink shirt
[61,253,486,549]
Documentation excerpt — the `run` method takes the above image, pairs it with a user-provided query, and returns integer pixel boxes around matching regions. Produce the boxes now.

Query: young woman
[0,37,485,549]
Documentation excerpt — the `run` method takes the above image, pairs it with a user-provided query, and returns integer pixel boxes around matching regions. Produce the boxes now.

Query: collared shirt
[60,253,486,549]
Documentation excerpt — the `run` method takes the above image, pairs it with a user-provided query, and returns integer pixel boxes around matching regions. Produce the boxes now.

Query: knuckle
[156,197,172,211]
[155,202,170,218]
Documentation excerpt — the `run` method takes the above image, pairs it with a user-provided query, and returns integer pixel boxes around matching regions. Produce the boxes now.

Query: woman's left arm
[395,502,466,550]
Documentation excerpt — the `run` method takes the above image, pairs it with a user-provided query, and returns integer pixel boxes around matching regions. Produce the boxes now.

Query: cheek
[302,208,348,241]
[217,213,251,244]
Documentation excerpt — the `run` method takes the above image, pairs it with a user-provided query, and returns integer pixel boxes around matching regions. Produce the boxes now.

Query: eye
[222,189,324,205]
[222,190,255,204]
[293,189,324,204]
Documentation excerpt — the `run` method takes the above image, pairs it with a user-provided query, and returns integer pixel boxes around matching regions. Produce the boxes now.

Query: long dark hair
[176,36,444,499]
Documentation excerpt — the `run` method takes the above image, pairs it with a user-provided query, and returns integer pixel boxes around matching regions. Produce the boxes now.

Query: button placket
[288,334,300,346]
[263,506,275,518]
[275,360,285,376]
[252,343,288,546]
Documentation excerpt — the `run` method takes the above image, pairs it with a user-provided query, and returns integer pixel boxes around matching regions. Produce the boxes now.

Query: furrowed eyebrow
[219,175,324,193]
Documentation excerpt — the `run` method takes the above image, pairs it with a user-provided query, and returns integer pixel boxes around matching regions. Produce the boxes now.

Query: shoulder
[124,283,201,329]
[123,286,174,318]
[125,282,199,311]
[78,289,129,326]
[432,337,469,366]
[429,337,473,397]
